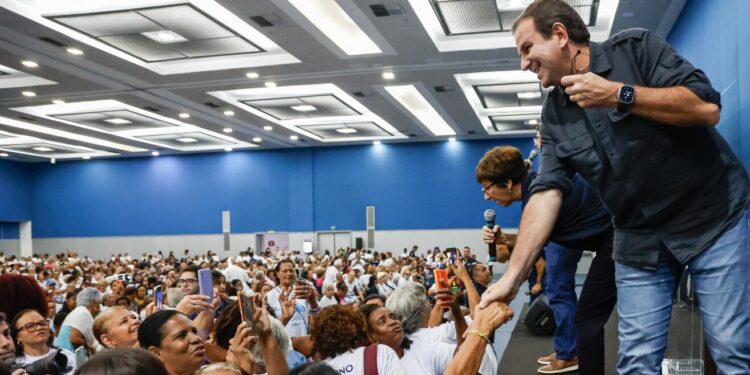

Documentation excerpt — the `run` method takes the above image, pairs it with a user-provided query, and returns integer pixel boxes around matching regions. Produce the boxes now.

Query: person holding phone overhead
[266,259,319,337]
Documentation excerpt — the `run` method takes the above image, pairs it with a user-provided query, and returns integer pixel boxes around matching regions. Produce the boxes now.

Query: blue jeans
[616,206,750,375]
[544,243,582,361]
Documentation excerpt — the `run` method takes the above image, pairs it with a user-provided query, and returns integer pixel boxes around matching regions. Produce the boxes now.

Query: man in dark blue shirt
[477,145,614,374]
[481,1,750,374]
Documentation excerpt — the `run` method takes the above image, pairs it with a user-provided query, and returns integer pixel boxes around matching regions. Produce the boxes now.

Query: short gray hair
[251,317,290,364]
[197,362,244,375]
[385,281,428,334]
[76,287,102,307]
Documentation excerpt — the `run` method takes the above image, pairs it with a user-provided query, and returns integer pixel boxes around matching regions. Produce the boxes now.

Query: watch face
[619,85,635,104]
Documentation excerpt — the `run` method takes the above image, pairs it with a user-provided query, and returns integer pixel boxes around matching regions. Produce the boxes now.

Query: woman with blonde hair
[92,306,140,349]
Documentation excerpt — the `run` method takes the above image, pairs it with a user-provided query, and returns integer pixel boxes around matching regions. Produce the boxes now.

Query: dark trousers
[574,232,617,375]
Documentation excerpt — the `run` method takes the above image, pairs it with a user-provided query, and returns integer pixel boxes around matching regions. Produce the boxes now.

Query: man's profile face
[514,18,567,88]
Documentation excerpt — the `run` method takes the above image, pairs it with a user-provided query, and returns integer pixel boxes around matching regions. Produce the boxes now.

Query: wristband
[466,329,490,345]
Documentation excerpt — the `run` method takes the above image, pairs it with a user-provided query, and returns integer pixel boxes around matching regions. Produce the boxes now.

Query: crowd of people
[0,246,514,375]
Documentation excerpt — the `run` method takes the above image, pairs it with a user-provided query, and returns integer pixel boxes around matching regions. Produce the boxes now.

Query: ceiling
[0,0,685,162]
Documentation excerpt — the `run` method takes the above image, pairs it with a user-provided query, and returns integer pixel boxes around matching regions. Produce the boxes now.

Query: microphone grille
[529,149,538,158]
[484,208,496,221]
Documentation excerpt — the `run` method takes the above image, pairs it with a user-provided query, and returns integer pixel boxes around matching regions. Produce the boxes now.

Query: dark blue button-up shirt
[530,29,750,269]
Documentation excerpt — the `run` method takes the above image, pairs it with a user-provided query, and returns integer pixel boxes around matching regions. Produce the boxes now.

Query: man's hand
[479,273,519,308]
[175,294,210,315]
[561,72,620,108]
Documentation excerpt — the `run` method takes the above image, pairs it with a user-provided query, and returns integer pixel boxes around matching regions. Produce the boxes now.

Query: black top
[522,171,612,250]
[531,28,750,269]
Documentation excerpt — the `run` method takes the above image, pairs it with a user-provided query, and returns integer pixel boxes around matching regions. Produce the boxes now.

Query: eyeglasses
[481,182,495,193]
[177,279,198,286]
[17,320,48,332]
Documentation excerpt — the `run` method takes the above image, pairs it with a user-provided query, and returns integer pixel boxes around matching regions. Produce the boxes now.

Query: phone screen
[238,293,254,324]
[198,269,214,301]
[446,248,458,265]
[155,287,163,311]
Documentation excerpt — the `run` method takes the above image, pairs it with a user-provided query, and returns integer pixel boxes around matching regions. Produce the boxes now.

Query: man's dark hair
[512,0,590,44]
[180,265,199,277]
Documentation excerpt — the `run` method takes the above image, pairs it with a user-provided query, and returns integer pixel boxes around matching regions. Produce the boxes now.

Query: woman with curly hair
[311,305,405,374]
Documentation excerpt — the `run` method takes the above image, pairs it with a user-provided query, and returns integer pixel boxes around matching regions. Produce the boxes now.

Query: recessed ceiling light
[82,156,91,160]
[50,158,56,164]
[21,60,39,68]
[223,128,233,133]
[265,81,277,88]
[21,91,36,97]
[141,30,189,44]
[151,151,160,157]
[224,147,233,152]
[290,104,317,112]
[252,137,262,143]
[52,99,65,105]
[33,146,54,152]
[66,48,84,55]
[104,118,132,125]
[384,85,456,136]
[448,137,456,142]
[246,72,260,79]
[224,110,235,116]
[176,137,198,143]
[0,153,8,157]
[382,72,395,80]
[178,113,190,119]
[289,0,382,55]
[289,135,299,141]
[517,92,542,99]
[527,119,539,125]
[336,128,357,134]
[373,140,382,145]
[263,125,273,131]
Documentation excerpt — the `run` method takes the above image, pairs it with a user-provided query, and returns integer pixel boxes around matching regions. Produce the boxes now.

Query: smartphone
[154,286,163,311]
[446,247,458,265]
[433,268,449,288]
[74,346,89,367]
[238,292,254,324]
[198,268,214,301]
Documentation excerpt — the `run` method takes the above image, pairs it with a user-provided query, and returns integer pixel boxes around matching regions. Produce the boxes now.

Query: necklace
[570,49,590,74]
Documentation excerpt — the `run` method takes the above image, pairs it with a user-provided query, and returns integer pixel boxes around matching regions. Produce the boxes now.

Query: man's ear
[551,22,569,48]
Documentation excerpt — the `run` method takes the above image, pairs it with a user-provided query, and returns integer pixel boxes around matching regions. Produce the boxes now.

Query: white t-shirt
[408,320,498,375]
[324,266,339,286]
[318,295,338,309]
[266,286,311,337]
[17,348,77,375]
[323,345,406,375]
[401,340,455,375]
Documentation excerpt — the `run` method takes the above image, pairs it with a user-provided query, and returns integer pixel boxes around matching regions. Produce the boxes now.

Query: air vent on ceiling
[143,106,160,112]
[38,36,68,47]
[18,115,37,122]
[434,85,455,92]
[250,15,274,27]
[370,3,404,17]
[353,90,372,98]
[204,102,222,108]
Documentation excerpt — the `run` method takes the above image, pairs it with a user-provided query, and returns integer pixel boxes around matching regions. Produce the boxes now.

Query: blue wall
[668,0,750,166]
[0,222,20,240]
[0,159,32,222]
[30,139,533,237]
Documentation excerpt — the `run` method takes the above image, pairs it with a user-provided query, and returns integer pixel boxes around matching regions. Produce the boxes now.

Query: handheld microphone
[526,149,538,164]
[484,209,497,262]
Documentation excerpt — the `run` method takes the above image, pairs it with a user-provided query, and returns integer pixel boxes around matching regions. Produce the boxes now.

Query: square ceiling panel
[455,70,542,136]
[50,4,262,63]
[135,132,234,149]
[53,110,178,132]
[11,100,255,152]
[475,82,546,108]
[3,0,299,75]
[411,0,618,51]
[241,95,361,121]
[208,83,406,143]
[0,132,116,159]
[298,122,393,139]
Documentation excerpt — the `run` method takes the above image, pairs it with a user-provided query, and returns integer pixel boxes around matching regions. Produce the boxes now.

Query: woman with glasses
[10,309,76,375]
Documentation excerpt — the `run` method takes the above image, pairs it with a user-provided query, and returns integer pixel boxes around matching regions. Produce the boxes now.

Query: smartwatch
[617,84,635,111]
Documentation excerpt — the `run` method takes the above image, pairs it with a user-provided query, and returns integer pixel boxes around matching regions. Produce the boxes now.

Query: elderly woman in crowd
[54,288,101,353]
[138,310,207,375]
[11,309,76,375]
[92,306,140,349]
[311,304,406,374]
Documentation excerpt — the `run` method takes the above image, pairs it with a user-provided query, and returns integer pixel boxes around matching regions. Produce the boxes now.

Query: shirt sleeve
[529,107,575,197]
[636,30,721,107]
